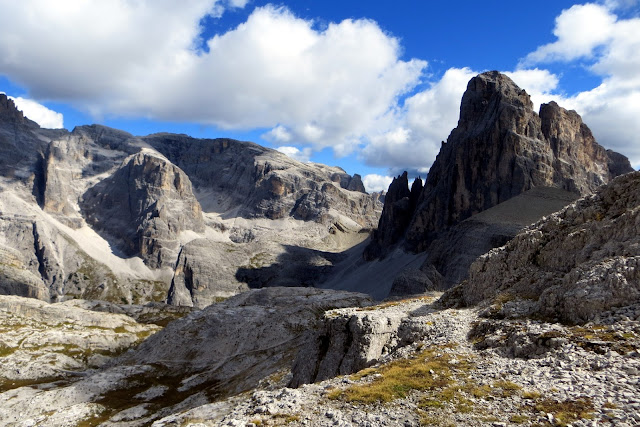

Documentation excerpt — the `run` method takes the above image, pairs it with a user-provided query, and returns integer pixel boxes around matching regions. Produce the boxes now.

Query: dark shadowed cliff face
[0,95,48,178]
[363,172,421,260]
[368,71,634,256]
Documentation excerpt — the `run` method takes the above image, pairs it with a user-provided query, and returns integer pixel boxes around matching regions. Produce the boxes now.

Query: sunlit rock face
[0,93,382,305]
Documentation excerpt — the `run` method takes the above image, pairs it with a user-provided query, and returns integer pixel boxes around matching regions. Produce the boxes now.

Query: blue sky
[1,0,639,191]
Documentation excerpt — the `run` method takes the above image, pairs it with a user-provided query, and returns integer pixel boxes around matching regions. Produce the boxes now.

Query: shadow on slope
[235,244,349,289]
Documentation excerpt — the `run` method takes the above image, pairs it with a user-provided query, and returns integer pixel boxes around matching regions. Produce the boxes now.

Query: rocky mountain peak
[455,71,537,138]
[367,71,634,257]
[363,172,422,260]
[0,93,39,128]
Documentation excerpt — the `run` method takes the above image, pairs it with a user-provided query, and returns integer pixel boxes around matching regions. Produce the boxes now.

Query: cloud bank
[0,1,425,159]
[275,146,312,163]
[362,174,393,193]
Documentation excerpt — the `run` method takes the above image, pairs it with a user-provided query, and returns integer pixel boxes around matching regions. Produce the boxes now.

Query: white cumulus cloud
[362,174,393,193]
[276,146,312,163]
[7,96,64,128]
[0,1,425,160]
[228,0,249,8]
[520,2,640,167]
[360,67,567,174]
[504,69,561,111]
[2,1,636,173]
[521,4,617,65]
[262,125,292,143]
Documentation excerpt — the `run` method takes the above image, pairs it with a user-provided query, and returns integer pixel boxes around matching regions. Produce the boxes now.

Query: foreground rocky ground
[3,292,637,426]
[0,296,162,391]
[152,295,640,427]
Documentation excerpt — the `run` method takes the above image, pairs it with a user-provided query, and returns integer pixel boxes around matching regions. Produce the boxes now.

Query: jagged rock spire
[367,71,634,257]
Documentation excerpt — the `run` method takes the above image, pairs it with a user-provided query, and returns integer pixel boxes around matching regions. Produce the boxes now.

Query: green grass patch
[532,397,594,425]
[245,252,271,269]
[272,413,301,423]
[492,380,522,397]
[0,376,68,393]
[0,344,18,358]
[509,414,529,424]
[330,348,459,403]
[568,325,638,354]
[522,390,542,399]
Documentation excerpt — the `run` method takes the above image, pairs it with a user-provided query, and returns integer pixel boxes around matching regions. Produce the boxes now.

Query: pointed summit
[367,71,634,257]
[0,93,39,128]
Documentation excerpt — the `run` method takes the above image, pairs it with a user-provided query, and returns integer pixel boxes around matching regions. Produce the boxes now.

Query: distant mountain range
[0,94,381,307]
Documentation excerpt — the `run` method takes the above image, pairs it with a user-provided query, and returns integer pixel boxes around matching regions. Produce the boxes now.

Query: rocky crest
[0,95,39,128]
[364,172,423,260]
[367,71,633,259]
[290,296,439,387]
[441,171,640,323]
[142,133,379,226]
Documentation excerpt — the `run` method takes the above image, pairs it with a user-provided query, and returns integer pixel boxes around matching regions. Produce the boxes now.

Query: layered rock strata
[81,152,206,269]
[0,94,382,304]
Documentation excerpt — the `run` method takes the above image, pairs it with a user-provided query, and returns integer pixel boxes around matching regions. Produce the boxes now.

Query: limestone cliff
[364,173,422,260]
[0,95,381,304]
[81,152,205,269]
[144,133,380,227]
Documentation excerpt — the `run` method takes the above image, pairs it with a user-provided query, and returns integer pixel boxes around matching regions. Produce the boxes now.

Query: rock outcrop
[81,152,205,269]
[367,71,634,258]
[441,171,640,323]
[167,239,251,307]
[0,295,160,387]
[0,198,171,304]
[121,288,372,388]
[144,133,380,227]
[0,288,373,425]
[0,95,43,177]
[290,296,439,386]
[364,173,422,260]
